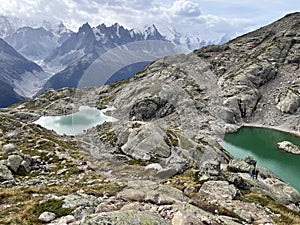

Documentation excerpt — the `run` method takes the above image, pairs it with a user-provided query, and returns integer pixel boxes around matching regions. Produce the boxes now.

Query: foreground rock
[79,211,170,225]
[39,211,56,222]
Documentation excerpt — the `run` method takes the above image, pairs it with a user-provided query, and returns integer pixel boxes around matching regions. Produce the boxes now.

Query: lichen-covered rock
[79,210,170,225]
[265,178,300,204]
[117,180,188,205]
[5,131,21,140]
[0,164,14,182]
[199,181,237,201]
[228,158,253,173]
[156,167,179,179]
[172,211,206,225]
[7,155,23,173]
[19,160,31,173]
[227,174,251,190]
[63,192,101,208]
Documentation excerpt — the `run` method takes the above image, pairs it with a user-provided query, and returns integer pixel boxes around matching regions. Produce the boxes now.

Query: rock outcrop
[277,141,300,154]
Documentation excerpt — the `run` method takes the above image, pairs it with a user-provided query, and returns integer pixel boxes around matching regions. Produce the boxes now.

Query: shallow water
[221,126,300,192]
[34,106,117,135]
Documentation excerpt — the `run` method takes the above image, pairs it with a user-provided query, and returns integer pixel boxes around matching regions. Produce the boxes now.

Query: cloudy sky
[0,0,299,39]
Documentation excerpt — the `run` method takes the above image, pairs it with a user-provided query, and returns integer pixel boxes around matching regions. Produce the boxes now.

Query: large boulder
[197,160,222,182]
[0,164,14,182]
[199,180,237,201]
[63,193,101,208]
[7,155,23,173]
[228,158,254,173]
[2,143,16,153]
[119,123,170,161]
[277,89,300,113]
[265,178,300,204]
[117,180,188,205]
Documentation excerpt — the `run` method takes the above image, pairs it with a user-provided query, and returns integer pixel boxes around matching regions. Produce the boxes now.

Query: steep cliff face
[1,13,300,224]
[195,12,300,129]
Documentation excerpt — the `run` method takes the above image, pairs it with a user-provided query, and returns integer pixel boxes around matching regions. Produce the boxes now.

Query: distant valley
[0,16,229,107]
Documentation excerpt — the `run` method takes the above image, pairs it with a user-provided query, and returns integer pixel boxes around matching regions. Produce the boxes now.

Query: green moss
[31,199,73,218]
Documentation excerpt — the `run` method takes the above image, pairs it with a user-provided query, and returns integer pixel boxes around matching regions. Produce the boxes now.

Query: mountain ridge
[38,22,175,94]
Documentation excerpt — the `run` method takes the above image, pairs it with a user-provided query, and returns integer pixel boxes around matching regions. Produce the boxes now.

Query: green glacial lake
[221,126,300,192]
[34,106,117,135]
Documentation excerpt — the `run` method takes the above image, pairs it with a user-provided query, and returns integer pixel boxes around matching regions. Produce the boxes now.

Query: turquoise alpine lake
[34,106,117,135]
[221,126,300,192]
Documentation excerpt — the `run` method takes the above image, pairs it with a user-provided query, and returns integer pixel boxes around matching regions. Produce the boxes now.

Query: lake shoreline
[222,125,300,192]
[225,123,300,138]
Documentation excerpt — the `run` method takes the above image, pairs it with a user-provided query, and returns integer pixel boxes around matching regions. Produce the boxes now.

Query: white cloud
[0,0,298,40]
[171,0,201,17]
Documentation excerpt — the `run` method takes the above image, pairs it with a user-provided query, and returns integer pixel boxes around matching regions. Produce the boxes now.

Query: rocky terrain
[1,13,300,224]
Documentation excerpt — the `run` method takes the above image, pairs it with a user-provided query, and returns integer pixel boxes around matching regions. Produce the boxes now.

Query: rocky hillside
[195,12,300,129]
[0,13,300,224]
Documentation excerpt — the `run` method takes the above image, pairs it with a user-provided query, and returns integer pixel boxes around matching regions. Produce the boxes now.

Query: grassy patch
[164,169,201,193]
[239,191,300,224]
[97,123,118,147]
[0,181,124,224]
[30,198,73,219]
[0,115,22,132]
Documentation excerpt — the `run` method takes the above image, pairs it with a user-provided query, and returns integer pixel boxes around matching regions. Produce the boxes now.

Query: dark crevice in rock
[129,97,175,121]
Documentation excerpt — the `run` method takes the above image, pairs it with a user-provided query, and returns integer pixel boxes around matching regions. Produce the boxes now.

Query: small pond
[34,106,117,135]
[221,126,300,192]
